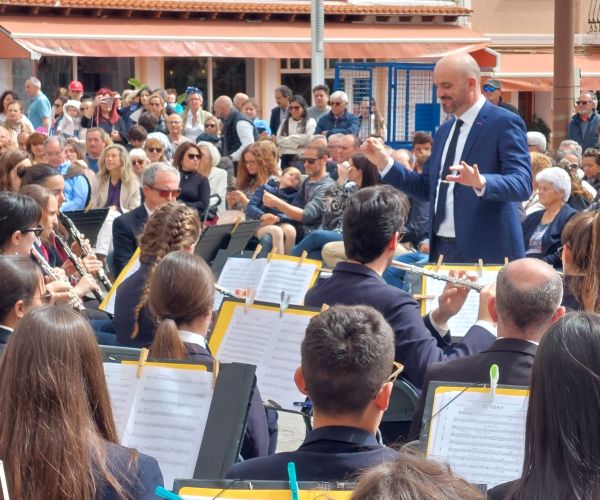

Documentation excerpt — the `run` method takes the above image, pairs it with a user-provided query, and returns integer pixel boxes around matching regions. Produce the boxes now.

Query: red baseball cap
[68,80,84,92]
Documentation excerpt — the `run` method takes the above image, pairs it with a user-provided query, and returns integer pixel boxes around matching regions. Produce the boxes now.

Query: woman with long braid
[113,202,201,347]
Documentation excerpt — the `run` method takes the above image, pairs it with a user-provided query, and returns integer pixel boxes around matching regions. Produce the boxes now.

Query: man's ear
[10,230,22,250]
[386,232,399,252]
[374,381,393,412]
[14,299,27,319]
[488,296,498,323]
[551,306,566,323]
[294,367,309,396]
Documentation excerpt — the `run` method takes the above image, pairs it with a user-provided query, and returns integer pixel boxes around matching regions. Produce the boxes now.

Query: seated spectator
[129,148,150,182]
[557,158,595,209]
[522,152,552,216]
[84,127,109,174]
[241,98,271,136]
[173,142,210,218]
[0,148,31,192]
[582,147,600,192]
[0,255,46,355]
[227,143,278,212]
[261,142,335,240]
[0,127,12,155]
[26,132,47,164]
[561,212,600,312]
[147,93,168,135]
[276,95,316,168]
[81,88,128,144]
[247,166,302,254]
[197,140,230,215]
[17,130,30,151]
[291,152,380,259]
[488,312,600,500]
[148,251,270,459]
[409,258,565,439]
[126,124,148,151]
[0,89,18,122]
[1,100,33,145]
[523,167,578,268]
[111,162,180,276]
[113,202,200,347]
[165,87,183,114]
[304,186,495,391]
[144,136,167,164]
[227,305,399,481]
[0,305,163,498]
[350,450,484,500]
[315,90,359,137]
[196,115,222,152]
[166,113,189,153]
[527,131,547,154]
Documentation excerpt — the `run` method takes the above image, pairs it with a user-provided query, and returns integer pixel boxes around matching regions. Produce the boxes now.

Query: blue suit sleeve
[381,161,431,201]
[61,176,89,212]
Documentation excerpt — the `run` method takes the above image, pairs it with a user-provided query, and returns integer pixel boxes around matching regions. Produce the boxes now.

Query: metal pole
[552,0,575,150]
[311,0,325,101]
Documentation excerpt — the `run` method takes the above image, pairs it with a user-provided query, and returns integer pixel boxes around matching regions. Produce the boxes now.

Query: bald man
[213,95,257,162]
[363,53,531,264]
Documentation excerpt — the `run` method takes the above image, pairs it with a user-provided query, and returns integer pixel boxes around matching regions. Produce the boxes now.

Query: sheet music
[426,388,528,488]
[423,270,498,337]
[255,259,318,305]
[103,363,139,439]
[214,306,313,410]
[215,258,268,310]
[120,365,213,489]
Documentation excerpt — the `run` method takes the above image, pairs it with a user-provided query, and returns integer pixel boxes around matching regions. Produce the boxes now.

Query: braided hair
[131,202,201,339]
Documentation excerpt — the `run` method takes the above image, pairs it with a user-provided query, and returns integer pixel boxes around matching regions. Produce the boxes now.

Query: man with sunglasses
[227,305,400,481]
[112,163,180,276]
[568,91,600,152]
[315,90,359,138]
[482,79,519,116]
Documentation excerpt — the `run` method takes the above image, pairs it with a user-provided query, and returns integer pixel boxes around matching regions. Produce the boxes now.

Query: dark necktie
[433,118,463,235]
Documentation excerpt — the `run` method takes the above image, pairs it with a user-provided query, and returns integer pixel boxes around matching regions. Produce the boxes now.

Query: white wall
[0,60,12,90]
[534,91,553,131]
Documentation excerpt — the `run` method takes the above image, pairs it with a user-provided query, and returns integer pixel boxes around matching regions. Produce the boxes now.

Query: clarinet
[59,212,113,293]
[388,261,484,292]
[30,245,87,314]
[53,232,105,303]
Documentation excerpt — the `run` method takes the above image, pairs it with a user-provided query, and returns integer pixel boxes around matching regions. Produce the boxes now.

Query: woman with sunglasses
[129,148,150,182]
[276,95,316,168]
[172,142,210,218]
[81,88,128,144]
[144,137,166,164]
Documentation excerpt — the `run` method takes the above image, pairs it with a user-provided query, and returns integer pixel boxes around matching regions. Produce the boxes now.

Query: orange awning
[0,16,489,60]
[488,52,600,91]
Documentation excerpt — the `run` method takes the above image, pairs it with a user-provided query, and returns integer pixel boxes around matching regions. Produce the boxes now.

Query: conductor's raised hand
[446,161,486,191]
[360,137,390,170]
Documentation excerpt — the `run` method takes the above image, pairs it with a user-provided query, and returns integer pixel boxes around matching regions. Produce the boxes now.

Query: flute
[53,232,105,303]
[215,284,244,300]
[389,261,484,292]
[30,244,87,314]
[59,212,113,292]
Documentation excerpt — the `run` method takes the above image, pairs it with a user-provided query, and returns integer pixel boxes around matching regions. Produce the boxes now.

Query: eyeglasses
[289,105,302,110]
[167,121,182,126]
[576,100,590,105]
[187,153,201,160]
[21,225,44,237]
[147,147,163,153]
[131,158,145,165]
[149,102,162,107]
[299,156,324,164]
[482,84,499,93]
[205,123,217,128]
[387,361,404,383]
[53,103,63,107]
[149,186,181,198]
[330,101,344,106]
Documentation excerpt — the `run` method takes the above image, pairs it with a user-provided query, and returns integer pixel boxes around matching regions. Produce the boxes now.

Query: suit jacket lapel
[461,101,490,160]
[429,119,453,189]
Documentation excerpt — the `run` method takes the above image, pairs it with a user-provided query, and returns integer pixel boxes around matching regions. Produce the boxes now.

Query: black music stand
[64,208,109,246]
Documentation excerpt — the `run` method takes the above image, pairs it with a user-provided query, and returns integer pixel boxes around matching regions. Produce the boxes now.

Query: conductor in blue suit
[363,53,532,264]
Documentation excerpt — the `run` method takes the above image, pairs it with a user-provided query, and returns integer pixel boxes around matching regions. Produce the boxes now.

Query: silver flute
[30,244,87,314]
[389,261,484,292]
[215,284,244,299]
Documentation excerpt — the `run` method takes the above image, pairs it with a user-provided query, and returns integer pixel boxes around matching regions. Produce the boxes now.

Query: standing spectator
[411,131,432,167]
[307,84,331,122]
[233,92,250,110]
[1,100,33,144]
[315,91,360,137]
[165,113,188,153]
[26,132,47,163]
[358,97,386,142]
[147,93,168,135]
[568,91,600,151]
[0,90,18,122]
[241,98,271,136]
[166,88,183,114]
[582,147,600,192]
[276,95,316,168]
[0,128,11,154]
[213,96,257,164]
[81,88,128,144]
[181,88,213,142]
[0,149,31,192]
[84,127,109,173]
[24,77,51,131]
[48,96,66,136]
[269,85,292,139]
[126,124,147,151]
[482,79,520,115]
[54,100,81,138]
[172,142,210,217]
[67,80,84,101]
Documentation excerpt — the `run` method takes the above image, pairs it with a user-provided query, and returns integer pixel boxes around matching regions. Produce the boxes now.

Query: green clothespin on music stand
[489,364,499,401]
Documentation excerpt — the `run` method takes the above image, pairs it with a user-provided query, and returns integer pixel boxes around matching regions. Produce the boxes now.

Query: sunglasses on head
[482,84,498,92]
[147,147,163,153]
[149,186,181,198]
[299,156,324,164]
[187,153,201,160]
[21,225,44,237]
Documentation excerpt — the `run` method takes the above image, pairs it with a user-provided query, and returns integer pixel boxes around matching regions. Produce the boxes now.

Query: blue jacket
[381,100,532,263]
[568,111,600,151]
[315,110,360,137]
[522,204,578,268]
[246,178,297,222]
[58,161,91,212]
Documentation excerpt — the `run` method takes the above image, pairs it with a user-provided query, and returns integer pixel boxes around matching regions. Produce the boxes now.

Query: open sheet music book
[214,254,321,310]
[422,383,528,488]
[103,361,213,488]
[210,299,319,410]
[419,264,500,338]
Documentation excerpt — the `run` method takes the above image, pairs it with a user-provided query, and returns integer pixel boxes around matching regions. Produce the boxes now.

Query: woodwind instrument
[59,212,113,292]
[389,261,484,292]
[53,231,105,303]
[30,244,87,314]
[215,284,244,299]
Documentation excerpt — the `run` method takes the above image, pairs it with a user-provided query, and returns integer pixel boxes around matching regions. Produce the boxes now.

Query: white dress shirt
[178,329,208,349]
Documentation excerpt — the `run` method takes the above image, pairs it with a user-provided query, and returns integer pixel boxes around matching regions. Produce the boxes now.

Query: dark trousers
[429,236,466,264]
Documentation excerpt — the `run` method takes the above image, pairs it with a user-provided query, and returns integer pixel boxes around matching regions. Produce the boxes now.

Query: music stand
[64,208,109,246]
